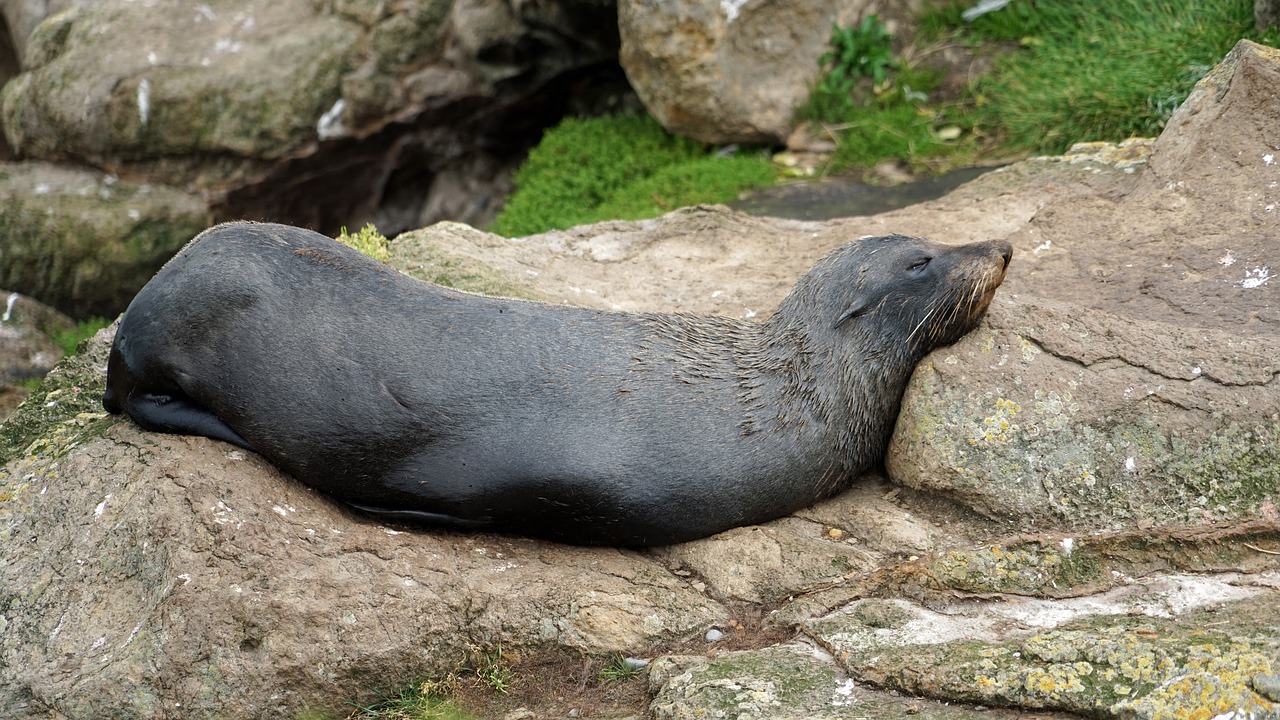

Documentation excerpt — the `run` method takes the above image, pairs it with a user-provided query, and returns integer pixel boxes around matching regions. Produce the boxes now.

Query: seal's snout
[997,241,1013,271]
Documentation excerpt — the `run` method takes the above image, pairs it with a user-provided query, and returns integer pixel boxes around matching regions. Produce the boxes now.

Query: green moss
[850,600,913,629]
[829,607,1280,717]
[0,329,114,468]
[393,245,535,300]
[336,223,392,262]
[591,154,777,220]
[490,113,775,237]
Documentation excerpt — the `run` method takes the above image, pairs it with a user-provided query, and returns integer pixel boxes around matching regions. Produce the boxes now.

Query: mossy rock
[0,162,209,319]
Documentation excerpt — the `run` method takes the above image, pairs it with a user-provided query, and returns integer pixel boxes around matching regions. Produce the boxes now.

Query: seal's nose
[996,241,1013,270]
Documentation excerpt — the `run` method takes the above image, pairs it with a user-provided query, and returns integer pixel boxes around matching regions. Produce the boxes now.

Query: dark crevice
[216,60,634,237]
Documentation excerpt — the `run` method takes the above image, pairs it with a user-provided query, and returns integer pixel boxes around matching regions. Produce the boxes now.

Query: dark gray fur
[103,222,1010,546]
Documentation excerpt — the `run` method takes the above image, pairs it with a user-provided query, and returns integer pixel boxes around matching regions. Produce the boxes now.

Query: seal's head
[781,234,1011,362]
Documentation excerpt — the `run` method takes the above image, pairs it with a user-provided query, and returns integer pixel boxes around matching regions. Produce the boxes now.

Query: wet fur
[103,222,1010,546]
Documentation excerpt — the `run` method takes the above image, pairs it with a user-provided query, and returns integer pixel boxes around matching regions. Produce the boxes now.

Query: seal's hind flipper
[347,503,493,531]
[124,392,256,451]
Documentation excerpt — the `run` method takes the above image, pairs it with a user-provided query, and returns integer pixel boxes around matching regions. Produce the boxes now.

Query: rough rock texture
[649,643,1071,720]
[2,0,358,188]
[809,572,1280,718]
[0,290,73,420]
[3,39,1280,720]
[618,0,890,144]
[0,0,77,65]
[0,0,623,318]
[889,40,1280,532]
[0,161,210,319]
[0,331,726,718]
[0,0,621,235]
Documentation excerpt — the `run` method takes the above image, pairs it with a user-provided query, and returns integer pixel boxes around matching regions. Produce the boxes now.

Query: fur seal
[103,221,1010,546]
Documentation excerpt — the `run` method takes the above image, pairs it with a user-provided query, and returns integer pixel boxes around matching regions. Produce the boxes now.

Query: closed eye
[908,257,931,273]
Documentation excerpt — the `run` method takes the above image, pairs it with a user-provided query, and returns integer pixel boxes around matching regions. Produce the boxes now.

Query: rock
[0,0,623,236]
[617,0,899,145]
[0,1,75,66]
[2,0,359,189]
[887,40,1280,532]
[807,572,1280,718]
[0,161,209,319]
[655,521,876,605]
[649,643,999,720]
[0,290,74,421]
[1259,0,1280,31]
[0,330,727,719]
[3,37,1279,720]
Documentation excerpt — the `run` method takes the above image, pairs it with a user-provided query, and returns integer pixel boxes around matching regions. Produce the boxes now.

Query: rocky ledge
[1,40,1278,720]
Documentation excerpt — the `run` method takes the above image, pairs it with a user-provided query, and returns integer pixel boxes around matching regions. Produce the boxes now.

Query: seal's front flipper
[347,503,494,531]
[124,392,256,451]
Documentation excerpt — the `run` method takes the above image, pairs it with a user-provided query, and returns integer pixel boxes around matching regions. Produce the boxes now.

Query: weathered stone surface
[654,522,876,605]
[618,0,901,145]
[0,0,623,235]
[649,643,1007,720]
[0,290,73,421]
[808,571,1280,718]
[0,161,209,319]
[0,1,76,66]
[888,40,1280,532]
[1,0,358,189]
[0,332,726,719]
[3,38,1279,720]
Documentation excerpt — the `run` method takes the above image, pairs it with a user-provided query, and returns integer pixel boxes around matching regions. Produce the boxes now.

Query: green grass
[935,0,1280,154]
[490,113,775,237]
[345,681,475,720]
[806,0,1278,170]
[597,655,646,684]
[827,104,960,169]
[590,153,777,219]
[50,317,111,356]
[797,16,976,174]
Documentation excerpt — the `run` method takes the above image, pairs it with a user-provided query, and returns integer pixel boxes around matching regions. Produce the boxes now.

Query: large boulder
[0,161,209,319]
[0,0,621,232]
[617,0,893,144]
[888,40,1280,532]
[0,0,622,319]
[1,0,359,190]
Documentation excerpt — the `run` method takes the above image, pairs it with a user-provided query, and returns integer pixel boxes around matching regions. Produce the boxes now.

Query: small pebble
[827,527,844,539]
[622,657,649,670]
[705,628,724,642]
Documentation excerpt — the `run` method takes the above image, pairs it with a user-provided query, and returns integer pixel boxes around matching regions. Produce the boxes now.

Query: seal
[103,221,1011,546]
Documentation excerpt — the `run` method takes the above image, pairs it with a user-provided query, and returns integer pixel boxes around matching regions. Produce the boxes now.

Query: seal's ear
[833,297,869,329]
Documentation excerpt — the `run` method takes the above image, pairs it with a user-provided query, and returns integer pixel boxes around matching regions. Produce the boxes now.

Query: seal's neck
[759,295,924,474]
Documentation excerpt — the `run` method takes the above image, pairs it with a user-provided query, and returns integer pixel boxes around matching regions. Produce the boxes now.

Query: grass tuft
[336,223,391,262]
[345,680,475,720]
